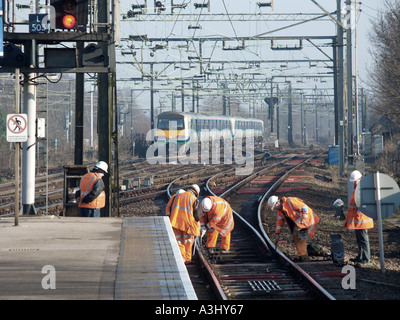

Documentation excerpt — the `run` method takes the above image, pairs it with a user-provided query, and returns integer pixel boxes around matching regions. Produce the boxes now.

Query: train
[154,111,264,147]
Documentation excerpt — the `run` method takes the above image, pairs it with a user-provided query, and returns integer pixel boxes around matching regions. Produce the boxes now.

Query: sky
[6,0,389,111]
[113,0,385,116]
[8,0,387,93]
[117,0,388,101]
[7,0,387,89]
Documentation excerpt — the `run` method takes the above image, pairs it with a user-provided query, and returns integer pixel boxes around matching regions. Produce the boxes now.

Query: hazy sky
[118,0,388,93]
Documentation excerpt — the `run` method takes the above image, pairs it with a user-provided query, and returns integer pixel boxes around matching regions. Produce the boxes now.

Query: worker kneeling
[200,196,234,253]
[268,195,319,262]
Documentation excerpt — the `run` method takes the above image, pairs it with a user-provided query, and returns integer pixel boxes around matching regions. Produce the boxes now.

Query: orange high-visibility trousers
[292,228,308,258]
[173,227,195,262]
[207,229,231,251]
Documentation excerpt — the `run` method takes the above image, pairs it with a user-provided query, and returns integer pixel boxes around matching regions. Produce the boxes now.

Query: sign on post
[29,14,49,33]
[355,172,400,273]
[7,114,28,142]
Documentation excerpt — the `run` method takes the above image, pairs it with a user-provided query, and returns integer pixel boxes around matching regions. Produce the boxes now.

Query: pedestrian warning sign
[7,114,28,142]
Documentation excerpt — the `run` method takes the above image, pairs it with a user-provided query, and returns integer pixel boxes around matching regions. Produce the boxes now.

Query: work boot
[300,255,311,262]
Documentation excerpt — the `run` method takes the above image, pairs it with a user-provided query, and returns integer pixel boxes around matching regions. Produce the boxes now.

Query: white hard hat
[349,170,362,182]
[189,184,200,197]
[176,189,185,195]
[94,161,108,173]
[201,198,213,212]
[267,195,279,209]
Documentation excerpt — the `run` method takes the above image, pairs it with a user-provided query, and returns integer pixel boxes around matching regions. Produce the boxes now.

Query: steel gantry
[116,0,358,174]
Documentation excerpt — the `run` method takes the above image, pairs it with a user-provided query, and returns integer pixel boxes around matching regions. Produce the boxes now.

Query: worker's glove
[333,198,344,208]
[200,227,207,238]
[81,196,90,204]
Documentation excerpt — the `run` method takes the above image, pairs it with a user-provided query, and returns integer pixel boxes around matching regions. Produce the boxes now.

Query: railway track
[166,150,343,299]
[200,152,337,300]
[1,147,355,299]
[1,146,398,300]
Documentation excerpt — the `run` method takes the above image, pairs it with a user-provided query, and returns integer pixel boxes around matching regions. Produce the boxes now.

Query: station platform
[0,215,197,300]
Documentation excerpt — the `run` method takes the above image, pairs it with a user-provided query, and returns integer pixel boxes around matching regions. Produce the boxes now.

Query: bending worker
[78,161,108,217]
[167,184,201,264]
[165,189,185,217]
[200,196,234,253]
[345,170,374,266]
[268,195,319,262]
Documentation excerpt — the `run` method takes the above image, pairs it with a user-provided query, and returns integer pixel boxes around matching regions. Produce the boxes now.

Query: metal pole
[300,92,304,145]
[354,1,360,155]
[287,83,293,146]
[180,77,184,113]
[276,84,280,142]
[346,0,353,164]
[91,83,94,148]
[22,72,37,215]
[270,77,274,133]
[150,63,155,129]
[75,71,84,165]
[14,68,20,226]
[333,37,338,145]
[337,0,345,175]
[374,172,385,273]
[97,0,112,217]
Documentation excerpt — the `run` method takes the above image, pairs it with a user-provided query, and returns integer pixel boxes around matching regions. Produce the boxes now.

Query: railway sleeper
[219,273,293,281]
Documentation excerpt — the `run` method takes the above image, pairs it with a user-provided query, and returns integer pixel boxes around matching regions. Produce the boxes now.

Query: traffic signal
[0,43,26,68]
[50,0,88,30]
[82,44,108,67]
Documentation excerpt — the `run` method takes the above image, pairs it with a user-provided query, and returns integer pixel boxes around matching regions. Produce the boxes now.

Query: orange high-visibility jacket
[165,194,177,217]
[344,188,374,230]
[168,191,200,237]
[78,172,106,209]
[275,197,319,239]
[200,196,234,236]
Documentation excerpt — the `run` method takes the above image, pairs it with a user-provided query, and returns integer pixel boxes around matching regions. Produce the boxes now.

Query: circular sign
[6,114,28,142]
[354,173,400,220]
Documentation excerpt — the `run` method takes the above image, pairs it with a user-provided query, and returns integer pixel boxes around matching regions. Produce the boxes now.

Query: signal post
[1,0,116,217]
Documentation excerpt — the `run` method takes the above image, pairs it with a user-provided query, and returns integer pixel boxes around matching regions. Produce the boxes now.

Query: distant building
[369,115,398,146]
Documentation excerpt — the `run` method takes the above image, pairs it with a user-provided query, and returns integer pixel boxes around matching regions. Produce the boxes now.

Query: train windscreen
[157,118,185,130]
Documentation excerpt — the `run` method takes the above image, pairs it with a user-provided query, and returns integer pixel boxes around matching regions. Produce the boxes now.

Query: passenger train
[154,111,264,147]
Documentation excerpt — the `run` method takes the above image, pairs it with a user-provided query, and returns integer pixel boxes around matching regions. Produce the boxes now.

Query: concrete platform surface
[0,215,196,300]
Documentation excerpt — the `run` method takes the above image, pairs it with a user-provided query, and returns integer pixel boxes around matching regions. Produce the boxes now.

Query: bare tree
[369,0,400,125]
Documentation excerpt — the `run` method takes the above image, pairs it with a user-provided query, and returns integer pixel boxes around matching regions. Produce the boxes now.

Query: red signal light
[62,14,77,29]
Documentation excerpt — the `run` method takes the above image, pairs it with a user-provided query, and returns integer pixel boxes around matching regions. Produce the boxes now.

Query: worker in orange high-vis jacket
[268,195,319,262]
[200,196,234,253]
[78,161,108,217]
[165,189,185,217]
[345,170,374,266]
[168,184,201,264]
